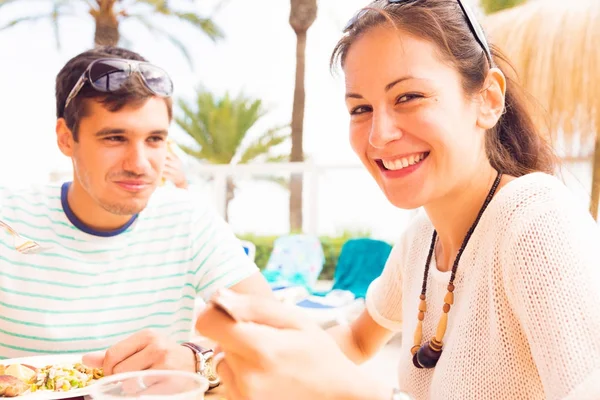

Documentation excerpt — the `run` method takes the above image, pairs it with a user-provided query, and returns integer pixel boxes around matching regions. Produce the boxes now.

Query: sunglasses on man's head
[63,58,174,112]
[343,0,493,66]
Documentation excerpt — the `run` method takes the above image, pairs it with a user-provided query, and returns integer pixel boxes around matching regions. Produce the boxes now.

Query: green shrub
[237,230,385,281]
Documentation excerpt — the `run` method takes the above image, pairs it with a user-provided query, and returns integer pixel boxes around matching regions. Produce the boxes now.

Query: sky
[0,0,594,239]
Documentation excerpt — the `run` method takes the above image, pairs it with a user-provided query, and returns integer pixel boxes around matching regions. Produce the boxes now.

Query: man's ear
[476,67,506,130]
[56,118,75,157]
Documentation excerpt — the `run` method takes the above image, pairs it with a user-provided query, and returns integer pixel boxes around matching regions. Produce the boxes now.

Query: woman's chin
[384,192,424,210]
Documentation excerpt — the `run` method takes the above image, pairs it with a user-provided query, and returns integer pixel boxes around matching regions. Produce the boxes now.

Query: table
[65,387,227,400]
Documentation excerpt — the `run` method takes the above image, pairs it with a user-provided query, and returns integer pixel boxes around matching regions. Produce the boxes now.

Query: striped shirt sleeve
[190,201,258,301]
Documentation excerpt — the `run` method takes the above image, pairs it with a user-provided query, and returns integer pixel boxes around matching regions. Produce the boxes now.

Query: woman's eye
[397,94,422,103]
[350,105,372,115]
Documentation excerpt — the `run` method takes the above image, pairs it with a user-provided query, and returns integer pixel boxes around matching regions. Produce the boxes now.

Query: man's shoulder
[0,183,62,210]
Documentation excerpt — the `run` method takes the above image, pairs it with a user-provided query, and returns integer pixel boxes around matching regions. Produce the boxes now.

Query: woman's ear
[477,68,506,130]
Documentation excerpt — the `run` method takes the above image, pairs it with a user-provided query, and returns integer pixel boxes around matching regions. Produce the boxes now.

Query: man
[0,46,271,383]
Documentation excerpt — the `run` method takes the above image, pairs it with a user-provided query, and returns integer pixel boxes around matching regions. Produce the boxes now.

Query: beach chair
[261,234,325,303]
[296,238,392,327]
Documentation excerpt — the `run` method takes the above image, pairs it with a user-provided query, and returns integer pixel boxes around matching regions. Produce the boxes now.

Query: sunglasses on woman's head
[63,58,174,112]
[343,0,493,66]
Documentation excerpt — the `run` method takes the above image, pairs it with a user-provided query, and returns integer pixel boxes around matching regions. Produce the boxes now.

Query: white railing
[48,158,599,237]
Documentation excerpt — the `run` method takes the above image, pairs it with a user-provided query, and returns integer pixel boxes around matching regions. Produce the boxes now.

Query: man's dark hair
[56,46,173,141]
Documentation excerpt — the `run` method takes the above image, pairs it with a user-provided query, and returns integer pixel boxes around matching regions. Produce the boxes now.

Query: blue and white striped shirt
[0,183,258,359]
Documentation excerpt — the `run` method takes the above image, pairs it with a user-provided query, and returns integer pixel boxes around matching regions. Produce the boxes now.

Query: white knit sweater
[366,172,600,400]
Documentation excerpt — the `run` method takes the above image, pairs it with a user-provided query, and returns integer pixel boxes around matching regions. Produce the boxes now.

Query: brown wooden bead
[447,283,455,292]
[411,345,420,355]
[420,294,426,300]
[418,311,425,321]
[430,337,443,350]
[418,300,427,312]
[443,303,451,313]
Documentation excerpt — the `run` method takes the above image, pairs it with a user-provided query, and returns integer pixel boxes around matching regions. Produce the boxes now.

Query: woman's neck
[424,165,499,272]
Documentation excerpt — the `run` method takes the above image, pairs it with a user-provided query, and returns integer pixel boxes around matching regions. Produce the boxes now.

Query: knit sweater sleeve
[502,196,600,400]
[365,216,424,332]
[365,240,405,331]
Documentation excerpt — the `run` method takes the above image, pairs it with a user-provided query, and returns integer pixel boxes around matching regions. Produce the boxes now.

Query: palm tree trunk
[289,30,307,232]
[91,0,119,47]
[590,136,600,220]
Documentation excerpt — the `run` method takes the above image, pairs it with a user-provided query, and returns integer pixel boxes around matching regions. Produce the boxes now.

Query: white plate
[1,353,100,399]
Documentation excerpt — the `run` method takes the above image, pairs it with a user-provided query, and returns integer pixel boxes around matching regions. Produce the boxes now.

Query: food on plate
[3,365,35,384]
[0,361,103,397]
[29,363,104,392]
[0,375,29,397]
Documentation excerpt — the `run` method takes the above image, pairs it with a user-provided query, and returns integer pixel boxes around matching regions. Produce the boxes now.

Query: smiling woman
[193,1,600,400]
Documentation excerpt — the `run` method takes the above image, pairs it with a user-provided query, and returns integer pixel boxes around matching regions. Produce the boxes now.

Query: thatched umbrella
[483,0,600,219]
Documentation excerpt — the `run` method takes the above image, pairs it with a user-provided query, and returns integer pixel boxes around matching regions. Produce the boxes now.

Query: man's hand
[82,330,195,376]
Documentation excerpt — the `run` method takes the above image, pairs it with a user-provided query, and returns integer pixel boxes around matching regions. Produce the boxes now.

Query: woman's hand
[195,289,394,400]
[162,152,188,189]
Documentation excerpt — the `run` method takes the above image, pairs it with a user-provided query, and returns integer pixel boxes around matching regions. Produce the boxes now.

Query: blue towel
[330,238,392,299]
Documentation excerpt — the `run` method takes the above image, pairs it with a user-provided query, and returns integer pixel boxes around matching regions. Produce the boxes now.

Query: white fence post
[213,171,228,219]
[306,162,319,236]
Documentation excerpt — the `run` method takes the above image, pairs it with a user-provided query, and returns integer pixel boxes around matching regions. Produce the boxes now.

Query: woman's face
[344,26,489,209]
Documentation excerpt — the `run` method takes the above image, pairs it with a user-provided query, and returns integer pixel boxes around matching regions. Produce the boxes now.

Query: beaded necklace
[412,171,502,369]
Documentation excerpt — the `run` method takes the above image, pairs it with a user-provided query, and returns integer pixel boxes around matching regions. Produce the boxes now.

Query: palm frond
[263,154,290,163]
[175,87,288,167]
[177,143,204,160]
[126,0,224,41]
[0,0,75,49]
[480,0,527,15]
[239,125,291,164]
[0,14,54,30]
[171,11,224,41]
[50,0,66,50]
[126,13,194,67]
[0,0,20,9]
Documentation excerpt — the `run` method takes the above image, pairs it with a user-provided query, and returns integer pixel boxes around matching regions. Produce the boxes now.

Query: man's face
[60,97,170,216]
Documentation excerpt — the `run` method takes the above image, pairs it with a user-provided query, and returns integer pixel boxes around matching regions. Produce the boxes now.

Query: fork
[0,219,50,254]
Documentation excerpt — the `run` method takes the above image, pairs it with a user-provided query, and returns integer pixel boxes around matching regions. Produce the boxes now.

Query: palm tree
[479,0,526,15]
[483,0,600,219]
[288,0,317,233]
[0,0,223,66]
[175,87,291,222]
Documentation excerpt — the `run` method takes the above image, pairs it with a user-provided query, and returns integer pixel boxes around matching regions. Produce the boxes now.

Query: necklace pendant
[413,339,443,369]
